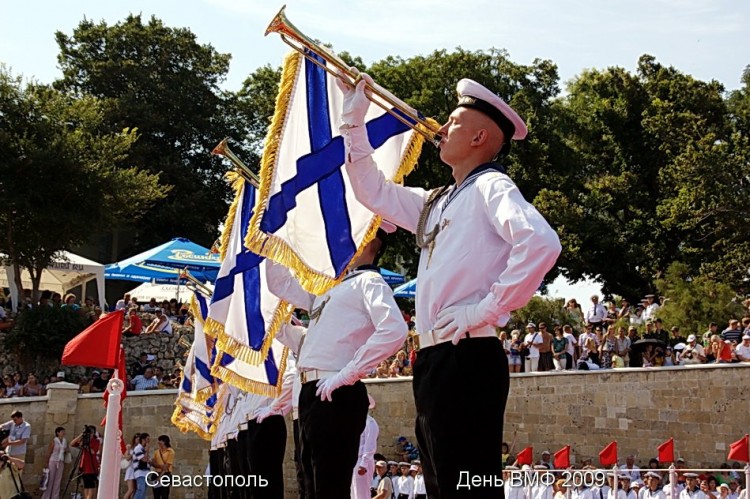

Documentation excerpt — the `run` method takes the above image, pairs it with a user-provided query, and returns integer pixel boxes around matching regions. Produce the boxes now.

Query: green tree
[54,15,251,255]
[0,66,166,302]
[654,262,744,335]
[538,55,734,298]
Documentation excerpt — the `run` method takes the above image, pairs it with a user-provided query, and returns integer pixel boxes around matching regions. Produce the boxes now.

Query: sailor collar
[343,264,380,282]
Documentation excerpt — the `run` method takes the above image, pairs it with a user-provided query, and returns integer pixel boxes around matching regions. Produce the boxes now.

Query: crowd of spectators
[498,448,748,499]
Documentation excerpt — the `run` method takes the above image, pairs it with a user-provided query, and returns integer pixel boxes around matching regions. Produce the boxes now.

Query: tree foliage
[54,15,251,254]
[0,66,165,301]
[6,306,88,361]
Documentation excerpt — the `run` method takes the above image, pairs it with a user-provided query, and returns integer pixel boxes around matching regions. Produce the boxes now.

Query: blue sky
[1,0,748,92]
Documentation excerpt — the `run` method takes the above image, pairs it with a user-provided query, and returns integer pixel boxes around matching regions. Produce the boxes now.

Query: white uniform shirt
[414,473,427,495]
[679,488,706,499]
[269,265,407,375]
[662,483,685,499]
[586,303,607,323]
[573,488,595,499]
[643,488,667,499]
[609,489,629,499]
[261,356,296,419]
[356,415,379,472]
[532,484,554,499]
[506,480,527,499]
[343,148,561,336]
[395,475,414,498]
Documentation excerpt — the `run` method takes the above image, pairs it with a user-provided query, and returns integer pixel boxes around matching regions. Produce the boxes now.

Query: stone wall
[3,363,749,498]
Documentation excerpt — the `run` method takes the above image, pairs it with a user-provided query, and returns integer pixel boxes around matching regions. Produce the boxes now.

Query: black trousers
[293,418,307,499]
[226,438,243,498]
[153,485,171,499]
[244,416,287,499]
[299,380,368,499]
[413,337,509,499]
[208,448,229,499]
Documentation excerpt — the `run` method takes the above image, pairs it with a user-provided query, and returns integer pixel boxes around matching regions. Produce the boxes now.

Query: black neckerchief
[342,264,379,282]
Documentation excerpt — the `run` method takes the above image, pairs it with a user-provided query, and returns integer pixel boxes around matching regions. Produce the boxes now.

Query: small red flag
[62,310,124,369]
[727,435,750,462]
[658,438,675,463]
[516,446,534,466]
[599,441,618,466]
[554,446,571,469]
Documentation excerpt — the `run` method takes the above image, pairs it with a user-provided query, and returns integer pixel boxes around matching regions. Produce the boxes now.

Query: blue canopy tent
[380,268,405,285]
[393,278,416,298]
[105,237,220,284]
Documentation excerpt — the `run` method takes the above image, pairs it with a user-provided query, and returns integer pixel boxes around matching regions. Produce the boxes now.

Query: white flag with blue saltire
[205,175,291,396]
[244,50,432,295]
[171,294,218,440]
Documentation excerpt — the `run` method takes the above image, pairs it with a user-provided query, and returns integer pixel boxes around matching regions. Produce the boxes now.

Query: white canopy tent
[127,282,213,305]
[1,252,106,312]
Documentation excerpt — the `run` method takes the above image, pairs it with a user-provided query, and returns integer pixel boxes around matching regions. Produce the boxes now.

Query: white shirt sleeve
[265,261,315,311]
[346,275,409,377]
[276,324,306,357]
[357,416,379,469]
[478,175,562,324]
[343,127,429,234]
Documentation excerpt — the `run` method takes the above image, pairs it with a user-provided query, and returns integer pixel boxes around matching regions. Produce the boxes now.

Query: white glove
[315,365,360,402]
[252,406,281,423]
[434,294,496,345]
[335,73,373,127]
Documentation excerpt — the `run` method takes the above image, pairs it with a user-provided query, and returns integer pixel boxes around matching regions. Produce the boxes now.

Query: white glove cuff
[339,363,362,385]
[477,292,502,326]
[341,126,374,163]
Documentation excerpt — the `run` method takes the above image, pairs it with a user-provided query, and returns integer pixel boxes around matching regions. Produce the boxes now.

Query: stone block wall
[2,363,748,498]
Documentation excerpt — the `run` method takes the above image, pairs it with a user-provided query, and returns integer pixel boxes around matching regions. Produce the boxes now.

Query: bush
[5,306,88,360]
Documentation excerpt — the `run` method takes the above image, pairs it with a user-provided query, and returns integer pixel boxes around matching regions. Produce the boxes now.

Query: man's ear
[471,128,489,146]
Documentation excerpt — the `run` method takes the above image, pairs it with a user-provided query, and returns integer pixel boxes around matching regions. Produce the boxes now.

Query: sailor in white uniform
[504,465,525,499]
[351,395,380,499]
[642,472,666,499]
[679,474,706,499]
[337,74,561,497]
[414,461,427,499]
[268,225,407,498]
[395,462,415,499]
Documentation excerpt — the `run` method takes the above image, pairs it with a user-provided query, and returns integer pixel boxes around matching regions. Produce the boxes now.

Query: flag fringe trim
[243,50,430,295]
[206,300,293,369]
[210,346,289,398]
[187,298,216,405]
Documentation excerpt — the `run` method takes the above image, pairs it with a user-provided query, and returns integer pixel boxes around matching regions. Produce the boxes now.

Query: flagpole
[668,464,677,499]
[98,377,124,499]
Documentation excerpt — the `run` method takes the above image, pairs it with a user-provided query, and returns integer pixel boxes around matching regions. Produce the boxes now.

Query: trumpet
[180,268,214,299]
[265,5,442,147]
[209,238,221,255]
[212,138,260,188]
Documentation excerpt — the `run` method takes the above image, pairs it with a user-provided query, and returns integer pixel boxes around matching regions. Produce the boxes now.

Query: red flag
[658,438,675,463]
[599,441,618,466]
[727,435,750,462]
[554,446,571,469]
[62,310,124,369]
[516,446,533,466]
[102,347,128,454]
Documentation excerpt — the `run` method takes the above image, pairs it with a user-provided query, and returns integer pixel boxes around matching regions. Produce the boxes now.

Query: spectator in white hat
[524,323,543,372]
[680,335,706,365]
[338,72,560,495]
[735,334,750,362]
[372,461,393,499]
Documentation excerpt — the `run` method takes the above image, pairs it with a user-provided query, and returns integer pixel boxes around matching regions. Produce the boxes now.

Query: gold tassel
[210,346,289,398]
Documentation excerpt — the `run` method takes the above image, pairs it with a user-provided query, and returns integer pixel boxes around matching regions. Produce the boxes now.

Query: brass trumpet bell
[212,138,260,188]
[265,5,442,147]
[180,268,214,299]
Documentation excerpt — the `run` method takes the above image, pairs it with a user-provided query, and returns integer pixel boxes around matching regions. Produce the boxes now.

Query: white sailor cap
[684,473,699,478]
[399,462,411,467]
[645,472,662,479]
[410,465,419,472]
[376,460,387,467]
[527,322,536,328]
[387,461,398,466]
[456,79,528,141]
[631,482,642,489]
[412,460,421,465]
[620,475,632,481]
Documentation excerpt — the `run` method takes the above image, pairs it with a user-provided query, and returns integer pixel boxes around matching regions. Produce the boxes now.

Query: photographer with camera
[70,425,101,499]
[0,410,31,471]
[132,433,151,499]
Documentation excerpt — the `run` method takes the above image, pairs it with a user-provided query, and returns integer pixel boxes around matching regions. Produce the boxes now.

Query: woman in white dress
[41,426,68,499]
